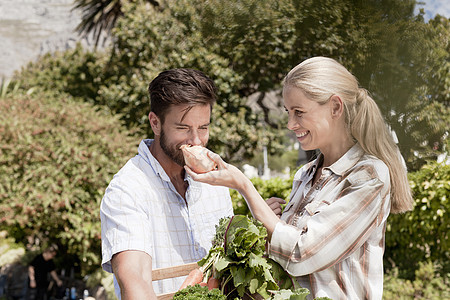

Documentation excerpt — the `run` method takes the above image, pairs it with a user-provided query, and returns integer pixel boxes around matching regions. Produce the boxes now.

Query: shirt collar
[306,155,322,177]
[327,143,364,176]
[300,143,364,179]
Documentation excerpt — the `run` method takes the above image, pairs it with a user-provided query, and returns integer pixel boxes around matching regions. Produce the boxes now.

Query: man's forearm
[112,250,156,300]
[50,270,62,286]
[120,278,157,300]
[28,266,36,287]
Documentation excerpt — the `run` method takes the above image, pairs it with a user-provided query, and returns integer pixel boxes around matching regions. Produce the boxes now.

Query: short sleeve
[100,181,153,273]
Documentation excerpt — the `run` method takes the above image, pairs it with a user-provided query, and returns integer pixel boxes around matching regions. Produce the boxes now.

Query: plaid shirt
[269,143,391,300]
[100,139,233,297]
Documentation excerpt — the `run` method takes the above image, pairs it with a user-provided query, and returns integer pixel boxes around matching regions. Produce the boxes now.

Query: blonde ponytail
[284,57,413,213]
[351,88,413,213]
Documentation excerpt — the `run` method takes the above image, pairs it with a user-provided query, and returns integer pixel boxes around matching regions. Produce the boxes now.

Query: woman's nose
[286,114,298,131]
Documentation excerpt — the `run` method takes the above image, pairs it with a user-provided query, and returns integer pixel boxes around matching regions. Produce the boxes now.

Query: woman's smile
[295,130,309,141]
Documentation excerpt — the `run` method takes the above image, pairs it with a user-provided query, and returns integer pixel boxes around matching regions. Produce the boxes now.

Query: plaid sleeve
[269,170,387,276]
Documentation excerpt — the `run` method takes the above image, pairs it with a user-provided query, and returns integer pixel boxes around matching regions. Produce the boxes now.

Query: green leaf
[215,256,232,272]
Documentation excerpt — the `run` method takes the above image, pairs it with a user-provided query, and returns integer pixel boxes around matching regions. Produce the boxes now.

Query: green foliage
[231,176,293,216]
[0,78,21,99]
[185,0,449,169]
[269,288,311,300]
[16,44,108,105]
[383,261,449,299]
[199,215,331,299]
[0,90,139,275]
[385,161,449,278]
[247,149,299,173]
[404,15,450,170]
[199,215,301,299]
[353,13,449,169]
[173,284,226,300]
[0,234,25,267]
[84,268,117,300]
[193,0,364,93]
[16,1,283,163]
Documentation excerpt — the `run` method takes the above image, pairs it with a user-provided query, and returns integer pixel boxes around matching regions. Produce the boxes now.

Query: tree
[73,0,161,46]
[350,10,449,169]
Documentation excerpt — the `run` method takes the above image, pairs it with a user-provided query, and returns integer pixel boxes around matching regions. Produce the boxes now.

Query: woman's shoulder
[351,153,390,184]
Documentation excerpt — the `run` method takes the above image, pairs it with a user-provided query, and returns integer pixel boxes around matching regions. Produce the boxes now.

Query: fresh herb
[172,284,226,300]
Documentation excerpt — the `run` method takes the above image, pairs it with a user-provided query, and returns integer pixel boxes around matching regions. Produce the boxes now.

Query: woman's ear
[148,112,161,135]
[330,95,344,119]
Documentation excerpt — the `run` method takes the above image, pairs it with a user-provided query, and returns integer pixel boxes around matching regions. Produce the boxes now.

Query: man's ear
[330,95,344,119]
[148,112,161,135]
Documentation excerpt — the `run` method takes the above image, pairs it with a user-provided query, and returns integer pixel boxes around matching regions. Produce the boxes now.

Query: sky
[414,0,450,21]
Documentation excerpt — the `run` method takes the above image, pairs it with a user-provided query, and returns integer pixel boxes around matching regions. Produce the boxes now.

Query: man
[28,244,63,300]
[100,68,233,299]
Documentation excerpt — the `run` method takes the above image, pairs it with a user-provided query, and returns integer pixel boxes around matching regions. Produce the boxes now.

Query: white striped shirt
[269,143,391,300]
[100,139,233,297]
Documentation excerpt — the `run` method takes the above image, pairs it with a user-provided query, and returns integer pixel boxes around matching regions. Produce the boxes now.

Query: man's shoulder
[113,154,158,183]
[102,158,160,204]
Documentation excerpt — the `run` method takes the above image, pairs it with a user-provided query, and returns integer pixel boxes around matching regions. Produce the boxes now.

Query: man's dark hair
[148,68,217,123]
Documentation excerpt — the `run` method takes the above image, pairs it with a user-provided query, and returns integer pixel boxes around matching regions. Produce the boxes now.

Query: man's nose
[187,130,202,146]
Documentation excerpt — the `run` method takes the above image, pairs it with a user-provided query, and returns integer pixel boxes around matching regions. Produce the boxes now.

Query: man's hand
[111,250,157,300]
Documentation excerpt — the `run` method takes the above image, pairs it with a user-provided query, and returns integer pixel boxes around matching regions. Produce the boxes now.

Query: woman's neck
[321,138,355,167]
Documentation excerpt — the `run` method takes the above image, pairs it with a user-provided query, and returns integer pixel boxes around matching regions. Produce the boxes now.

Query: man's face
[159,104,211,167]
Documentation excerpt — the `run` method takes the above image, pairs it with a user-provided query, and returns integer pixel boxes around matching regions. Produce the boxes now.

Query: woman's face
[283,85,335,152]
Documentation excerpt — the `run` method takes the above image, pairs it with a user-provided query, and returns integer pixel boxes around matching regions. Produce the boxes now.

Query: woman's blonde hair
[284,56,413,213]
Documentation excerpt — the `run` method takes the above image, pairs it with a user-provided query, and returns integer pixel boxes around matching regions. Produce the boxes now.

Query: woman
[185,56,413,299]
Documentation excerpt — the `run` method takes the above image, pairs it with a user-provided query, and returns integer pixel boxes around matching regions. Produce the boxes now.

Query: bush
[0,90,139,275]
[231,176,293,215]
[385,161,449,278]
[383,261,449,299]
[16,44,108,104]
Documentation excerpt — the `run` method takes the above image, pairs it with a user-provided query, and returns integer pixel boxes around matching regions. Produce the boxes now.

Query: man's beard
[159,129,186,167]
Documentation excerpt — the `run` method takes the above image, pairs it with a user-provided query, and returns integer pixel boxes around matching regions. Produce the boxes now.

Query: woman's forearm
[238,178,280,239]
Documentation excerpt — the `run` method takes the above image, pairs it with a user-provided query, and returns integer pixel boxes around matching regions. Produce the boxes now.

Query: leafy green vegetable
[199,215,302,299]
[172,284,226,300]
[269,288,310,300]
